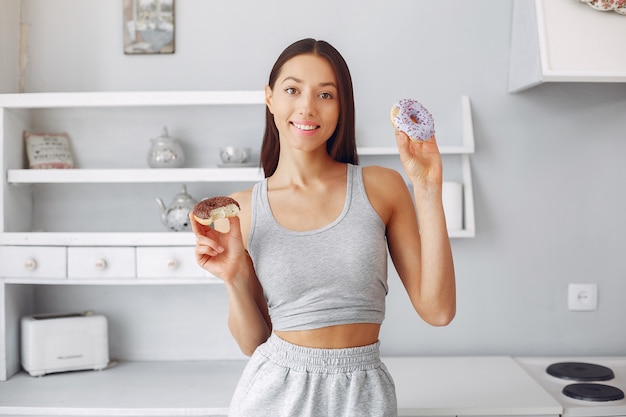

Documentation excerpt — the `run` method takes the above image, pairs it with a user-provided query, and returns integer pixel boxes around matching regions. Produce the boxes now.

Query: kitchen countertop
[0,357,562,416]
[385,356,562,416]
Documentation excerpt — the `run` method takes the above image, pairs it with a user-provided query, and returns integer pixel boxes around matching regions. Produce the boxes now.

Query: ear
[265,85,274,114]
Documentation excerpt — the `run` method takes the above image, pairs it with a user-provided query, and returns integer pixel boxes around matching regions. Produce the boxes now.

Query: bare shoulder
[229,188,253,212]
[362,165,408,199]
[362,165,405,186]
[362,165,411,224]
[229,187,254,245]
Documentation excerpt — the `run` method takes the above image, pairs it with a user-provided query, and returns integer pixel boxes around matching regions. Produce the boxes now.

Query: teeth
[293,123,317,131]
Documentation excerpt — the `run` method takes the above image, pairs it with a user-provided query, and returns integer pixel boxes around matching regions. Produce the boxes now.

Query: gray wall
[0,0,19,92]
[5,0,626,356]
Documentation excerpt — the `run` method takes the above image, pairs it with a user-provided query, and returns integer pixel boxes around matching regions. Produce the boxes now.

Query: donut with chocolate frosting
[193,196,240,225]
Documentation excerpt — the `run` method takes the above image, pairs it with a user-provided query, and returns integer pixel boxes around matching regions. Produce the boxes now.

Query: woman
[191,38,456,417]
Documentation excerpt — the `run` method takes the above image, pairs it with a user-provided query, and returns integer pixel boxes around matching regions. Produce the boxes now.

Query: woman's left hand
[395,130,443,186]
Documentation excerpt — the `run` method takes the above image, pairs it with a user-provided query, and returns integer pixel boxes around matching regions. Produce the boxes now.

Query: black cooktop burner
[563,383,625,402]
[547,362,615,381]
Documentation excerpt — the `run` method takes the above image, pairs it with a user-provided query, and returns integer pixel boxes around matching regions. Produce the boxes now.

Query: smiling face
[265,53,340,155]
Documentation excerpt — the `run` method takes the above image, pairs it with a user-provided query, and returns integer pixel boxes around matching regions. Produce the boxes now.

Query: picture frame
[123,0,175,54]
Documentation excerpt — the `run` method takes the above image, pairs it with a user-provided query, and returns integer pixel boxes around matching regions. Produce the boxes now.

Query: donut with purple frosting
[390,99,435,142]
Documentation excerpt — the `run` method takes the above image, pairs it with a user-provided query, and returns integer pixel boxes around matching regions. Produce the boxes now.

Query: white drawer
[136,246,207,279]
[67,247,135,279]
[0,246,67,279]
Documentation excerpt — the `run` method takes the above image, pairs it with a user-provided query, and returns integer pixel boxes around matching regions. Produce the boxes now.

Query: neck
[271,147,343,187]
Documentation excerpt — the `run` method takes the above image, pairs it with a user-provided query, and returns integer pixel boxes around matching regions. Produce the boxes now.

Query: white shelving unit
[1,92,475,246]
[0,91,477,410]
[509,0,626,92]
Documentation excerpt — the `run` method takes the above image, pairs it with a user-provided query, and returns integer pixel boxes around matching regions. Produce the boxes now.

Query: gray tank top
[248,164,388,331]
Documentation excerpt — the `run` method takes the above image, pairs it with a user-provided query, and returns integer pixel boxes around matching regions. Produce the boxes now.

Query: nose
[297,91,316,116]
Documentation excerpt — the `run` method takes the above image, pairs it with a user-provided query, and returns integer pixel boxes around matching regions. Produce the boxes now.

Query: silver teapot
[147,126,185,168]
[155,185,197,231]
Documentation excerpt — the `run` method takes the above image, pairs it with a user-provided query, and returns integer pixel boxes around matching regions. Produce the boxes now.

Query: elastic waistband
[257,333,381,374]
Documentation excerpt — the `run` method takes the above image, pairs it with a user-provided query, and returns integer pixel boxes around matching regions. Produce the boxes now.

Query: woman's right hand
[189,213,249,283]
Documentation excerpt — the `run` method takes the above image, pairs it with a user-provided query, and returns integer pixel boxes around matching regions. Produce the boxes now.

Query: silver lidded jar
[147,127,185,168]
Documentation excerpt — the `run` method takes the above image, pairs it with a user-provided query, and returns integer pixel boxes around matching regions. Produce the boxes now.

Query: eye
[319,92,334,100]
[284,87,298,95]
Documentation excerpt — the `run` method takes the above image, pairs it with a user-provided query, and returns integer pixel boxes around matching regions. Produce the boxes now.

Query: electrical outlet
[568,283,598,311]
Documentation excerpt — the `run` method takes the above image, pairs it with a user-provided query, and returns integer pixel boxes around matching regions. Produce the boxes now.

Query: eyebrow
[281,76,337,89]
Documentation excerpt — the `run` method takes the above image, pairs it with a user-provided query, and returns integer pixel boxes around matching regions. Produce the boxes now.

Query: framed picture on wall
[123,0,175,54]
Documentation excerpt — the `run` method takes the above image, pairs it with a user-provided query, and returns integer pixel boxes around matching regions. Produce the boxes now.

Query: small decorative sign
[24,131,75,169]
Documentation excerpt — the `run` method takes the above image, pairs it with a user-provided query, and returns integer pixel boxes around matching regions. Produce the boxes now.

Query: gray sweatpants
[228,334,398,417]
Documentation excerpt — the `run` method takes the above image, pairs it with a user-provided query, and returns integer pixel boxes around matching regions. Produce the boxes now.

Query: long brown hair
[260,38,358,177]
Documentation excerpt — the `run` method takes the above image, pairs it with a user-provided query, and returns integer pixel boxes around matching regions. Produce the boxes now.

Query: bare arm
[223,251,272,356]
[372,132,456,326]
[190,209,271,356]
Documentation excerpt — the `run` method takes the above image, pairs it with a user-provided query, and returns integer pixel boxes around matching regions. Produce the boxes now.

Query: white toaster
[21,311,109,377]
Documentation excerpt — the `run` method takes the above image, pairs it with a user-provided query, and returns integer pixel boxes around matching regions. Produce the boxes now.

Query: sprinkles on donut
[390,98,435,142]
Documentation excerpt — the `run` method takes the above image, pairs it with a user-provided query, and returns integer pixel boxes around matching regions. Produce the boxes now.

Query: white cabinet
[509,0,626,92]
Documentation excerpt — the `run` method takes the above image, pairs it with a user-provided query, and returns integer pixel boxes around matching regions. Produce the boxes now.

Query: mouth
[291,121,320,132]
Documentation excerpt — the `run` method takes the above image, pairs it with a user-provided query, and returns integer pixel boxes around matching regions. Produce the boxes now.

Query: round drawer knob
[94,259,107,270]
[166,258,178,270]
[24,258,37,271]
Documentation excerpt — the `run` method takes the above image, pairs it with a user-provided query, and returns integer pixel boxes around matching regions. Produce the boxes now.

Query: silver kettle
[155,185,197,232]
[147,127,185,168]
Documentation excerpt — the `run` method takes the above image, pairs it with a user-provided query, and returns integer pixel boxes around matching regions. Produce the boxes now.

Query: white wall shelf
[7,167,266,184]
[509,0,626,93]
[3,277,223,285]
[7,141,470,183]
[0,232,194,246]
[0,90,266,108]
